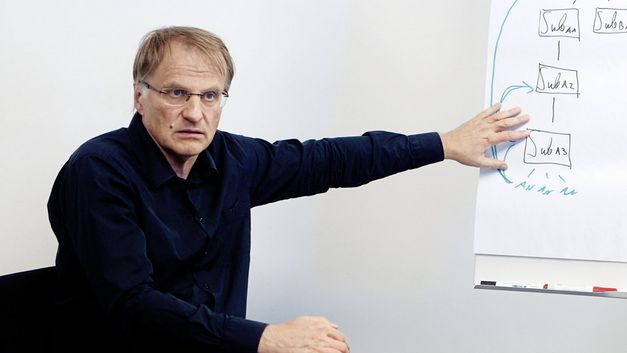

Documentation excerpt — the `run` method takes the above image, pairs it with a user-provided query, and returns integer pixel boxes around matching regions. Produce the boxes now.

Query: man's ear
[134,83,144,114]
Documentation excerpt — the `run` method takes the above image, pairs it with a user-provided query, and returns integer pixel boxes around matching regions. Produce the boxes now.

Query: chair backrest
[0,266,131,352]
[0,267,60,351]
[1,267,206,351]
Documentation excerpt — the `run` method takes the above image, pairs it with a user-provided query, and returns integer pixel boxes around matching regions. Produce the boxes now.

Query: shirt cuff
[407,132,444,168]
[222,315,268,352]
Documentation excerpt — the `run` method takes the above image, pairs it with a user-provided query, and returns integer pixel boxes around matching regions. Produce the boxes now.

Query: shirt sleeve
[51,153,266,352]
[246,131,444,207]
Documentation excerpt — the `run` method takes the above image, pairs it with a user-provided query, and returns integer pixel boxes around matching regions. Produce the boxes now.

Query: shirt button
[197,217,205,223]
[203,250,208,256]
[203,283,209,290]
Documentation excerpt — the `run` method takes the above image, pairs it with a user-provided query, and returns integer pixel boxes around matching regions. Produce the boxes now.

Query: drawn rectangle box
[539,8,580,39]
[535,64,580,96]
[594,8,627,34]
[524,129,572,168]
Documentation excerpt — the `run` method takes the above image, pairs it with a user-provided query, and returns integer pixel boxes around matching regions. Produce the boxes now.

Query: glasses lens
[201,91,218,102]
[151,85,228,109]
[163,89,189,105]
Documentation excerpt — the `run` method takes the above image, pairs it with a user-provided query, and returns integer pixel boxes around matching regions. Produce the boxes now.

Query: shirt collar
[128,112,218,188]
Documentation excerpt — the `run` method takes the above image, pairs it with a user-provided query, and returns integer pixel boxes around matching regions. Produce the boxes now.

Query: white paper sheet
[475,0,627,262]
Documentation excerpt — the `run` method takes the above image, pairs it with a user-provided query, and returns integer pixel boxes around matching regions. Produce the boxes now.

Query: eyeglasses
[140,80,229,109]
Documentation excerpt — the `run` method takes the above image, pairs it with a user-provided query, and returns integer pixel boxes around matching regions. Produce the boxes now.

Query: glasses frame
[140,80,229,109]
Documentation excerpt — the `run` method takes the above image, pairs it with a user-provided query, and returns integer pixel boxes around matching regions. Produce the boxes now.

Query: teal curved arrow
[499,81,534,103]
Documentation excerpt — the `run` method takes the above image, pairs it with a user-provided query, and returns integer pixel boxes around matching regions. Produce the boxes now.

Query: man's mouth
[177,129,205,136]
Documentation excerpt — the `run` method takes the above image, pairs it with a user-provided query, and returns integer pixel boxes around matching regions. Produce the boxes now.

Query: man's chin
[174,143,210,157]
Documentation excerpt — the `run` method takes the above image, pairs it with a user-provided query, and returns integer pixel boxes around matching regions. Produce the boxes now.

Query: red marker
[593,286,617,292]
[542,283,618,292]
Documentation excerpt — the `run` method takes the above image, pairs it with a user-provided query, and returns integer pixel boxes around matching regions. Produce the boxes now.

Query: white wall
[2,1,627,352]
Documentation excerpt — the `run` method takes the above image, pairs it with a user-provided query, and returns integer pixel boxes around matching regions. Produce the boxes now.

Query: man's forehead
[161,40,215,67]
[153,41,226,86]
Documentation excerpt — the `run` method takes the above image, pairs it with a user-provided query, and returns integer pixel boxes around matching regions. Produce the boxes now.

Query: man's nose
[182,95,203,122]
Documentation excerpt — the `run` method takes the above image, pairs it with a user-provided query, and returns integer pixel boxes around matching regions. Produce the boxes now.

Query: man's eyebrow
[161,81,223,92]
[157,80,183,88]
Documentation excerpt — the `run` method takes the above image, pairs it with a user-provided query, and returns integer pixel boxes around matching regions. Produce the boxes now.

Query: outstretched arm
[439,103,530,170]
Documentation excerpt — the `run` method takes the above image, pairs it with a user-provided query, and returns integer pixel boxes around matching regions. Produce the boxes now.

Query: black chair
[0,267,111,351]
[0,267,212,352]
[0,267,61,351]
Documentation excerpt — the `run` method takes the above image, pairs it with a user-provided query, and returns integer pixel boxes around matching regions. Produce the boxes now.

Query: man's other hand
[258,316,350,353]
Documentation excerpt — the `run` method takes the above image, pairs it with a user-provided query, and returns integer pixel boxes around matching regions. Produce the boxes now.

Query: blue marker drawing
[490,0,520,107]
[503,143,516,162]
[499,81,534,103]
[489,0,521,184]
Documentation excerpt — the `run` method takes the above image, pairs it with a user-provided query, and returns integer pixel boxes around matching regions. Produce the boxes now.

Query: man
[48,26,528,352]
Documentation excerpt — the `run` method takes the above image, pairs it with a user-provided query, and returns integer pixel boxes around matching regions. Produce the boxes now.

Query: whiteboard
[475,0,627,293]
[475,0,627,262]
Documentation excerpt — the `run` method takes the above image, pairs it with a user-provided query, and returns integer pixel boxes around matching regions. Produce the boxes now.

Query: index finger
[478,103,502,119]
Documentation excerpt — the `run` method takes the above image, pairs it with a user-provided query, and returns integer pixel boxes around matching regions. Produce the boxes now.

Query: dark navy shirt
[47,113,443,351]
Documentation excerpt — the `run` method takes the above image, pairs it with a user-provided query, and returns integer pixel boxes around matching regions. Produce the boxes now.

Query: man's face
[134,40,225,166]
